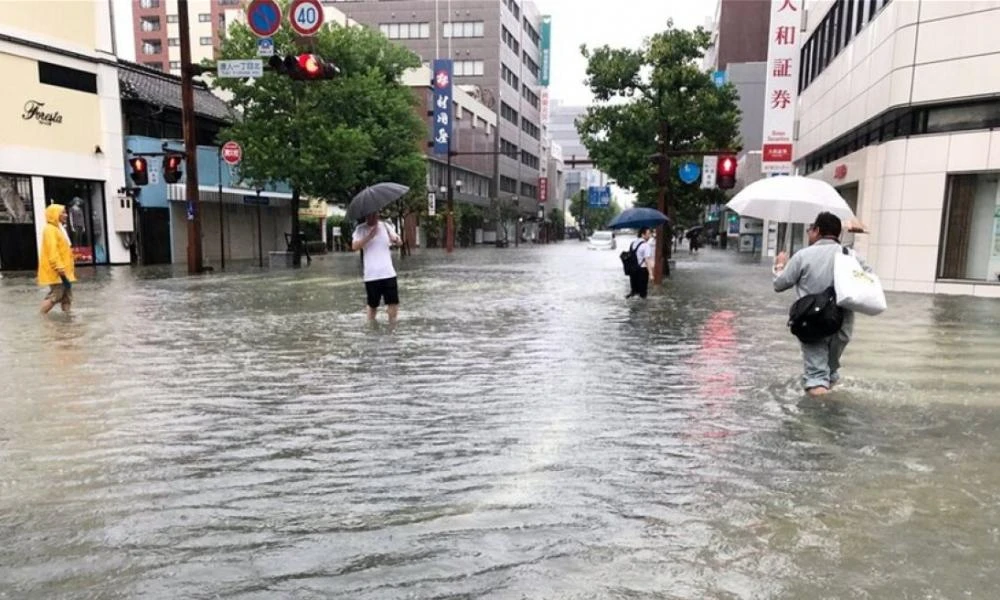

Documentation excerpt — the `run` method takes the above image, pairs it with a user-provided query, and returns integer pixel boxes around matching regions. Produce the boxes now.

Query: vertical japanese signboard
[538,177,548,202]
[432,59,453,156]
[761,0,800,174]
[539,16,551,87]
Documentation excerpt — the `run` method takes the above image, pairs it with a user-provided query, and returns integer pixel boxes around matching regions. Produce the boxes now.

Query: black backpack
[620,240,644,276]
[788,286,844,343]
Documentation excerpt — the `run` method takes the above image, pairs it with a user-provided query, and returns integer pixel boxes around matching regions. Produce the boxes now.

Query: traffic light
[268,54,340,80]
[163,154,183,184]
[716,154,737,189]
[128,157,148,186]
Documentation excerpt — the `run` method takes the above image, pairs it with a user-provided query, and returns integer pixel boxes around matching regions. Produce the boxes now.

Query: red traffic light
[716,154,737,189]
[128,157,148,186]
[269,54,340,80]
[298,54,320,77]
[164,154,183,184]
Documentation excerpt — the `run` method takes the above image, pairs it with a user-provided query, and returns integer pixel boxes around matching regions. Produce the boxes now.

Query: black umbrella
[346,183,410,221]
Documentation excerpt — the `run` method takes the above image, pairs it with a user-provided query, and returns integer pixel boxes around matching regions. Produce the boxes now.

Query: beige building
[132,0,241,74]
[0,0,132,271]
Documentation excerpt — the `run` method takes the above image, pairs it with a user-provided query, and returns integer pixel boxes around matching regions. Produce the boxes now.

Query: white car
[587,230,617,250]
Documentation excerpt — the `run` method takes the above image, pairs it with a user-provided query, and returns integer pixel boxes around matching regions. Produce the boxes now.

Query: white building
[796,0,1000,298]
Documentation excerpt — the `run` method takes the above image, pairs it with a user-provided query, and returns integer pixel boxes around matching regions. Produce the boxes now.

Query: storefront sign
[539,16,551,87]
[431,59,453,156]
[538,177,548,202]
[761,0,800,174]
[21,100,63,126]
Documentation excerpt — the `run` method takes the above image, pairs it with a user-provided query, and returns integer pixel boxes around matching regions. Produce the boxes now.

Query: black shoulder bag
[788,286,843,344]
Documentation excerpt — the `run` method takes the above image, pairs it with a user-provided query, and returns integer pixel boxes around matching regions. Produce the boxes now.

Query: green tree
[577,21,741,270]
[568,190,622,232]
[548,207,565,239]
[210,7,427,206]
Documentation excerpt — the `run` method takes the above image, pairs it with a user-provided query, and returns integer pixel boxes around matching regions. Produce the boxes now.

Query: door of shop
[139,207,171,265]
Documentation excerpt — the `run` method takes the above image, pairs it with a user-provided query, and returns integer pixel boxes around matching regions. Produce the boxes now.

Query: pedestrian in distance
[352,211,403,325]
[773,211,870,397]
[38,203,76,315]
[625,227,654,299]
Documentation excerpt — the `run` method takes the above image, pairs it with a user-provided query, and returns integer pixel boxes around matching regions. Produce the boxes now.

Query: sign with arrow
[678,161,701,185]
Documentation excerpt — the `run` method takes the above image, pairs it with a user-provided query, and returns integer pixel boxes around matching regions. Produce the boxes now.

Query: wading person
[626,227,653,299]
[352,212,402,324]
[38,204,75,315]
[773,211,867,396]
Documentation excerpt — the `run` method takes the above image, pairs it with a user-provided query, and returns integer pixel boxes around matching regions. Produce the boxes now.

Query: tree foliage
[568,191,622,232]
[576,22,741,223]
[211,6,427,205]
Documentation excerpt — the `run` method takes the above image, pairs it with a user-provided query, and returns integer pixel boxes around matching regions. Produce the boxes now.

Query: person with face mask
[352,211,403,324]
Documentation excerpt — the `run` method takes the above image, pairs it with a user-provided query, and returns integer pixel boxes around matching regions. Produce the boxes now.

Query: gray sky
[536,0,716,105]
[114,0,716,105]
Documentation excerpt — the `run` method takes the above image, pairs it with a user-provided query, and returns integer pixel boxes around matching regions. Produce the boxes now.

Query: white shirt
[633,238,652,267]
[353,221,398,282]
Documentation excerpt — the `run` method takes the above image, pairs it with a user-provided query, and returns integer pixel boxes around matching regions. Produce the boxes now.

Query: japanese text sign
[761,0,800,174]
[432,59,453,156]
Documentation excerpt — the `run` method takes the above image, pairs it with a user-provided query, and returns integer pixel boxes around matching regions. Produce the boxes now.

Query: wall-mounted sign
[539,16,551,87]
[834,164,848,179]
[22,100,63,126]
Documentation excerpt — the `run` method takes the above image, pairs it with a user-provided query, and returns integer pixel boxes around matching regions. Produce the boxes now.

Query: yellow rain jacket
[38,204,76,286]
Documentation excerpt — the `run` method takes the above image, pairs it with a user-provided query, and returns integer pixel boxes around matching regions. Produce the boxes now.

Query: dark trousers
[629,268,649,298]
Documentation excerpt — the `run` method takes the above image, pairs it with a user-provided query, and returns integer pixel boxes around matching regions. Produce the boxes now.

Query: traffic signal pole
[178,0,203,275]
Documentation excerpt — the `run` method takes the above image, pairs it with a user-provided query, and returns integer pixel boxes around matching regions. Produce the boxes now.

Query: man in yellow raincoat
[38,203,76,314]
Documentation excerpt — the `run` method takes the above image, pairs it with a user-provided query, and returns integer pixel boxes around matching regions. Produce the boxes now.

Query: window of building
[520,181,537,198]
[140,17,161,32]
[501,64,519,90]
[939,173,1000,282]
[522,51,539,78]
[199,37,213,46]
[521,86,539,109]
[502,26,519,54]
[0,174,34,225]
[506,0,520,20]
[523,19,539,47]
[500,175,518,193]
[800,0,892,93]
[443,21,484,38]
[500,102,518,125]
[521,118,540,140]
[139,0,159,8]
[500,139,518,159]
[169,61,181,70]
[167,14,178,23]
[142,41,162,55]
[38,62,97,94]
[454,60,484,76]
[43,178,107,266]
[378,22,430,39]
[168,37,180,46]
[521,151,539,170]
[198,13,211,22]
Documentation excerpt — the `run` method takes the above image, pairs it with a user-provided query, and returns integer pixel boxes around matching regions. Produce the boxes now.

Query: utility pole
[446,141,454,253]
[178,0,202,275]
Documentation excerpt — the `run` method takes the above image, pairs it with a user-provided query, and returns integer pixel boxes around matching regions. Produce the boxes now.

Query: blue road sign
[247,0,282,38]
[712,71,727,87]
[587,186,611,208]
[256,37,274,57]
[678,161,701,184]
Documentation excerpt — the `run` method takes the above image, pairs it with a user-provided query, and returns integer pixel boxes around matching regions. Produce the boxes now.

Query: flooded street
[2,243,1000,599]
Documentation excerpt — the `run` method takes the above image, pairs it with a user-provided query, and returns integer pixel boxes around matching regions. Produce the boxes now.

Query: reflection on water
[1,246,1000,599]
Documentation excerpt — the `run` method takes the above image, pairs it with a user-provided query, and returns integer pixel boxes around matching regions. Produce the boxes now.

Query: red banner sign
[538,177,548,202]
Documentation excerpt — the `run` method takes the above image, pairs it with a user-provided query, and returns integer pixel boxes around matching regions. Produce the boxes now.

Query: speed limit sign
[289,0,323,36]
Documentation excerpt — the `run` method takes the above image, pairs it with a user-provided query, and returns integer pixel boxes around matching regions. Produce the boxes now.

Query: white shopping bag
[834,247,887,316]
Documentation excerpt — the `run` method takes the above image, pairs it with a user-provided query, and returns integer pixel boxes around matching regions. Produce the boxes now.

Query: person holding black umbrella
[352,211,403,324]
[626,227,654,299]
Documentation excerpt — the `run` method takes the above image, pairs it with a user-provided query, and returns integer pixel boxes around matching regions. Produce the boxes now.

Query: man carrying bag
[773,212,882,396]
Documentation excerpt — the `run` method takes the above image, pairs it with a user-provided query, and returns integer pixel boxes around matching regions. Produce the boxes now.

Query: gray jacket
[773,239,865,338]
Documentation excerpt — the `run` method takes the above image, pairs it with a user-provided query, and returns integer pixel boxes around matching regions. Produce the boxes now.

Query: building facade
[796,0,1000,297]
[548,100,609,226]
[0,0,131,271]
[131,0,240,74]
[332,0,546,217]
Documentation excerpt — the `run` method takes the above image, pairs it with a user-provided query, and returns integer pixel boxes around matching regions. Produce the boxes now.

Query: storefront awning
[166,184,293,207]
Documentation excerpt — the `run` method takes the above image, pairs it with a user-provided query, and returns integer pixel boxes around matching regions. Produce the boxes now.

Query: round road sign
[246,0,282,38]
[221,141,242,166]
[289,0,324,36]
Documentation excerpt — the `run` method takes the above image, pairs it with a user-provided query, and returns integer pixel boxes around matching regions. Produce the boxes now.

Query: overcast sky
[114,0,715,105]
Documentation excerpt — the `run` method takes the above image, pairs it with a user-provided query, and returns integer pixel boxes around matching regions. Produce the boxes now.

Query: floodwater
[2,243,1000,599]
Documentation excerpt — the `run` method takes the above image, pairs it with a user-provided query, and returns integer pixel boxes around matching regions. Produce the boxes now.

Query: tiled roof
[117,60,234,122]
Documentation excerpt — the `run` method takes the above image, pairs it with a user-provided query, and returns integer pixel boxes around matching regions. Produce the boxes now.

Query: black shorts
[365,277,399,308]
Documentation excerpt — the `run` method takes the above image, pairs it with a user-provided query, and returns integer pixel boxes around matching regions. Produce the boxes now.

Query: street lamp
[512,194,519,248]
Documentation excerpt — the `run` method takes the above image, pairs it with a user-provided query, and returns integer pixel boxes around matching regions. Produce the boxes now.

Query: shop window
[0,174,34,224]
[43,178,107,265]
[939,173,1000,282]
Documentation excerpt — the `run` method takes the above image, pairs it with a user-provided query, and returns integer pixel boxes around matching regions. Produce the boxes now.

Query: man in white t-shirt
[352,212,403,323]
[626,227,654,299]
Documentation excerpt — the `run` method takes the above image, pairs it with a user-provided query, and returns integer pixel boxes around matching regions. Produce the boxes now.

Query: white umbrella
[726,176,856,224]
